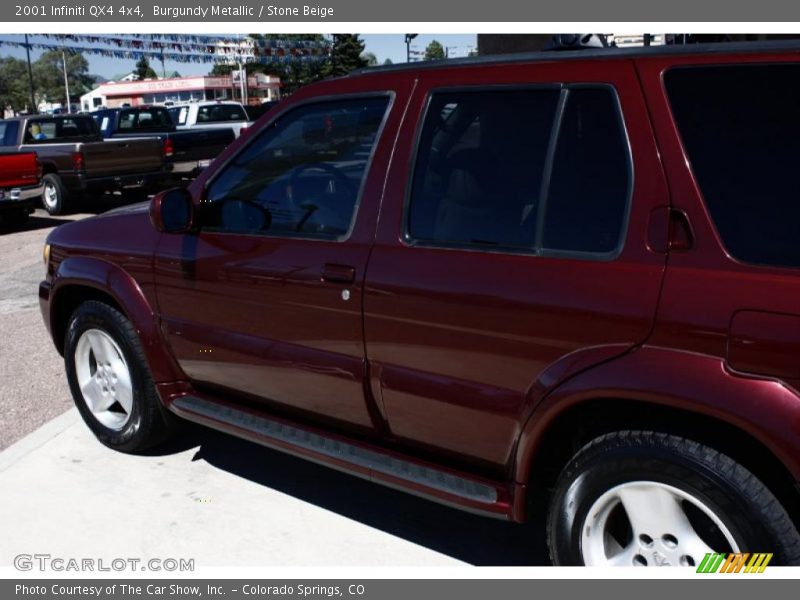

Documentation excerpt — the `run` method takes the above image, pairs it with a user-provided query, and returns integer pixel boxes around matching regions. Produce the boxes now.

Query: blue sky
[0,34,477,79]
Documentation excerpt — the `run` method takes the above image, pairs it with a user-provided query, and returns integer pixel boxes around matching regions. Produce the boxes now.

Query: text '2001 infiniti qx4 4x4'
[39,41,800,566]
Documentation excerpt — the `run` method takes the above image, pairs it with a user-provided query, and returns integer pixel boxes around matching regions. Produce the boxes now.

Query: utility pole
[24,34,36,113]
[236,34,247,104]
[62,49,71,113]
[405,34,418,63]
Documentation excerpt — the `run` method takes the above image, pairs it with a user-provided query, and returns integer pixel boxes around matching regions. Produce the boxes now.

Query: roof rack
[350,38,800,77]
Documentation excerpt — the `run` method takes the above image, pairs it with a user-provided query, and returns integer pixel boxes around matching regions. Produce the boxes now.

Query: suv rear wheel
[547,431,800,566]
[64,300,174,452]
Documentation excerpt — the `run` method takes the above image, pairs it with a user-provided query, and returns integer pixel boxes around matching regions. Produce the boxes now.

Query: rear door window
[407,86,631,257]
[666,64,800,268]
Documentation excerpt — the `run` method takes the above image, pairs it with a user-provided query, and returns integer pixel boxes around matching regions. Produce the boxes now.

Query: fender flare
[49,255,183,384]
[513,346,800,483]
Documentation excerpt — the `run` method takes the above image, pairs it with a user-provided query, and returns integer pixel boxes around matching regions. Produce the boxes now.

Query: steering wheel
[287,162,358,232]
[288,162,357,201]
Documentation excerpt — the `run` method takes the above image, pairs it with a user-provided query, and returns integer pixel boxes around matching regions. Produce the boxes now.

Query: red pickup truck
[39,41,800,566]
[0,151,41,227]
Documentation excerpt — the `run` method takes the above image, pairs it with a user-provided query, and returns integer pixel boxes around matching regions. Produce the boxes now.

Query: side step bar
[170,395,512,519]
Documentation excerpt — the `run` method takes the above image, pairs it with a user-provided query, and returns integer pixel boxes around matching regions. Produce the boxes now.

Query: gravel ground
[0,199,138,450]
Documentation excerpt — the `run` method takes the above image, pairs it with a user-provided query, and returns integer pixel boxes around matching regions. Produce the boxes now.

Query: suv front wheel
[547,431,800,566]
[64,300,175,452]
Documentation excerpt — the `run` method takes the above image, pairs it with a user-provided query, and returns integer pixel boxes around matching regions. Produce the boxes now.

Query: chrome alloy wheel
[581,481,740,566]
[43,182,58,210]
[74,328,134,430]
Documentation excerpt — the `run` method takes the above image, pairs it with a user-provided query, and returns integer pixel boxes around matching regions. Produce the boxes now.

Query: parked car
[39,42,800,566]
[0,115,169,215]
[92,106,235,179]
[0,150,41,227]
[168,101,250,138]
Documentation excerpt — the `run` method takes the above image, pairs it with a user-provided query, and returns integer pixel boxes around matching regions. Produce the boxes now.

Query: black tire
[42,173,70,215]
[64,300,175,452]
[547,431,800,566]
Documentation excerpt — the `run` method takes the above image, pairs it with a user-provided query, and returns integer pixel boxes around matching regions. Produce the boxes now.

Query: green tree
[323,34,368,77]
[361,52,378,67]
[32,50,93,108]
[135,56,157,80]
[424,40,446,61]
[0,56,33,114]
[383,58,394,65]
[210,63,235,76]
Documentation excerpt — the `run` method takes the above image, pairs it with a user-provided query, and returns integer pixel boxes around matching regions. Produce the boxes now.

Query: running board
[170,395,511,519]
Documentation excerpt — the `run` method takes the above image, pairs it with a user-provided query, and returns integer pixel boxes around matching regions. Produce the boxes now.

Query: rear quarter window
[666,64,800,268]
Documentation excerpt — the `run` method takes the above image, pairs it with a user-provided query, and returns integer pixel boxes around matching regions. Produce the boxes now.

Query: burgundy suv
[39,42,800,566]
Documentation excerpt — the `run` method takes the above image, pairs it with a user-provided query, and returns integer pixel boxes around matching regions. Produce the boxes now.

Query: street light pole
[62,49,71,113]
[24,34,36,113]
[237,34,247,104]
[405,34,418,63]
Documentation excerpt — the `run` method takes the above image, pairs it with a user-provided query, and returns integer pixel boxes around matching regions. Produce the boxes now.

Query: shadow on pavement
[0,213,70,234]
[154,423,550,566]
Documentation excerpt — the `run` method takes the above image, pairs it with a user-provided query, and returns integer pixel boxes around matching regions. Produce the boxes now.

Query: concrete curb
[0,409,79,473]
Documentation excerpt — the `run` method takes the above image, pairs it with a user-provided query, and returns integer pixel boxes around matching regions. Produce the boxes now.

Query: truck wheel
[64,300,175,453]
[547,431,800,566]
[42,173,69,215]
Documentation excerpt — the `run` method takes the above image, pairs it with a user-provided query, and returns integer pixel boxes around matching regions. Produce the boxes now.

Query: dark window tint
[409,89,560,248]
[0,121,19,146]
[169,106,187,126]
[408,87,630,255]
[119,108,174,131]
[666,65,800,268]
[24,117,97,143]
[542,89,630,253]
[205,97,389,238]
[197,104,248,123]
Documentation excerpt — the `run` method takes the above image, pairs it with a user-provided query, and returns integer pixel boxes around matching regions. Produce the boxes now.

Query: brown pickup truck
[0,115,170,215]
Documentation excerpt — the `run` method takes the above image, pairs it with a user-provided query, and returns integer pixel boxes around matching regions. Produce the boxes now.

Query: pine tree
[323,34,368,77]
[424,40,446,61]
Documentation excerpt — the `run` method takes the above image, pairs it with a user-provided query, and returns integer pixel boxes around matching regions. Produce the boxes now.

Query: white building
[80,74,281,111]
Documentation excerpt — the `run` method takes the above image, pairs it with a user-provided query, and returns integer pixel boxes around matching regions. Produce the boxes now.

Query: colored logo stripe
[696,553,773,573]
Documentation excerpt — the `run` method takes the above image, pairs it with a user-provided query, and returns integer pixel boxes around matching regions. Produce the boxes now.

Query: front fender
[46,255,183,384]
[513,345,800,483]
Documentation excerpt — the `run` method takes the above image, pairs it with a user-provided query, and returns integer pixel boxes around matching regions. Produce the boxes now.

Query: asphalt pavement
[0,208,86,451]
[0,205,549,566]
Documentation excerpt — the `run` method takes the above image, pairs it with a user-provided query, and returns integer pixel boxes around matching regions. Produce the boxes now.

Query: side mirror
[149,188,195,233]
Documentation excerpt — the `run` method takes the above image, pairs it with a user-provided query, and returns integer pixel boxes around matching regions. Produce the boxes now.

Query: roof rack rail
[543,34,609,51]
